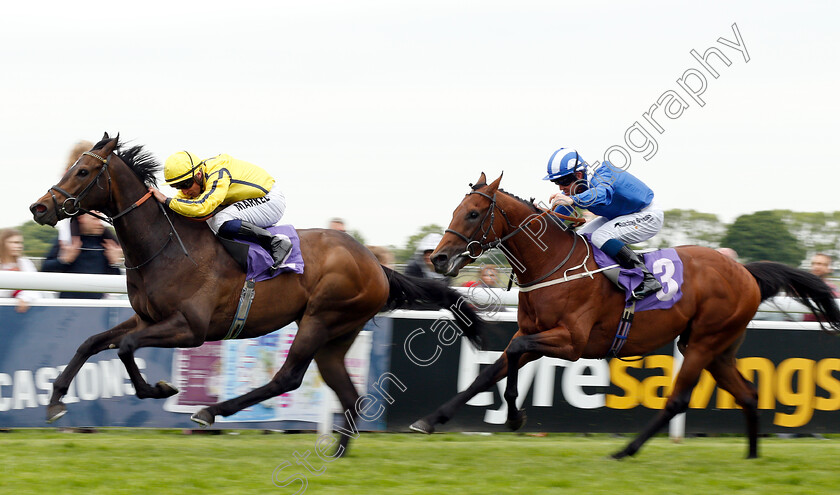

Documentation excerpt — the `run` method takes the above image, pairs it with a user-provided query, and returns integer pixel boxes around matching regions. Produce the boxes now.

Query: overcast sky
[1,1,837,247]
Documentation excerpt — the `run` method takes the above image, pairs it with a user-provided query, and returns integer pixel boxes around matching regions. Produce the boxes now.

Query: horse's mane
[92,136,161,187]
[498,188,540,213]
[471,181,540,213]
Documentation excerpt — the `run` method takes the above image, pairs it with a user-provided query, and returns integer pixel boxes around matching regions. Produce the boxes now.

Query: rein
[446,188,587,287]
[46,150,195,270]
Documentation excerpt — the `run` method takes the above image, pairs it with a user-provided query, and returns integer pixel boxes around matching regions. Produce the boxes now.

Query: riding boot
[233,221,293,271]
[614,245,662,300]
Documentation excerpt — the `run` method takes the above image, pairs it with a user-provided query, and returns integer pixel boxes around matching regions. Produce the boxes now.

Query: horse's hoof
[505,409,527,431]
[46,403,67,424]
[190,409,215,428]
[156,380,179,398]
[409,419,435,434]
[611,446,636,460]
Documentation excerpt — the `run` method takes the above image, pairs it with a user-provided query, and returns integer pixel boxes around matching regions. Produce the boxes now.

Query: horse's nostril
[30,203,46,215]
[431,253,448,266]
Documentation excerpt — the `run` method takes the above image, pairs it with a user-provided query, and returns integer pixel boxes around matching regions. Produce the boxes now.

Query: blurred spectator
[0,228,39,312]
[328,218,346,232]
[716,247,739,261]
[405,233,446,282]
[463,265,503,288]
[462,264,507,312]
[803,253,839,322]
[41,213,123,299]
[808,253,838,292]
[367,245,395,268]
[57,140,94,248]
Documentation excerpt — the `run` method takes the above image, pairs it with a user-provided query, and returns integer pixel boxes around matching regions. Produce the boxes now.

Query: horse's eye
[77,169,89,177]
[468,211,480,220]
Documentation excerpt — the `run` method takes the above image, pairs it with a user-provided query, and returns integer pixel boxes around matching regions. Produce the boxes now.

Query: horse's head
[431,172,506,276]
[30,133,119,226]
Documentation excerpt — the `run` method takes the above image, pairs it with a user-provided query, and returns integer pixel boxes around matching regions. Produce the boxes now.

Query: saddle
[218,225,304,282]
[590,243,684,312]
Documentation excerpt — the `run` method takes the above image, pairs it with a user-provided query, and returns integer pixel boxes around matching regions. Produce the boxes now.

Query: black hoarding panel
[386,316,840,434]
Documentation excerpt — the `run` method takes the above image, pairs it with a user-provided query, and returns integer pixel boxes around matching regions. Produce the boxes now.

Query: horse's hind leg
[612,348,712,459]
[314,332,363,458]
[705,349,759,458]
[191,320,326,426]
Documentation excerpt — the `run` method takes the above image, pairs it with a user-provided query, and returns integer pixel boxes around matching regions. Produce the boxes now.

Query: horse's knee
[506,338,528,355]
[117,336,137,360]
[77,333,110,356]
[665,390,692,415]
[271,368,307,394]
[76,338,97,357]
[740,396,758,415]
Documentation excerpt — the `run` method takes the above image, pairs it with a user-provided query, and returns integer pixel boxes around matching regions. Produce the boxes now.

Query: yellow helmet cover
[164,151,203,186]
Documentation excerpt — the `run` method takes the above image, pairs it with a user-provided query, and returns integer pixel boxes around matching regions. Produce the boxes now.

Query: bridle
[45,150,194,270]
[48,151,115,223]
[445,186,588,288]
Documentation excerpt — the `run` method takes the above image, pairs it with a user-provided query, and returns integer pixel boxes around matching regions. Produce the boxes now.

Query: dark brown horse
[29,134,485,455]
[410,172,840,459]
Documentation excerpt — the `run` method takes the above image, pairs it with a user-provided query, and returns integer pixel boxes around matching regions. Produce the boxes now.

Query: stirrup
[269,235,293,271]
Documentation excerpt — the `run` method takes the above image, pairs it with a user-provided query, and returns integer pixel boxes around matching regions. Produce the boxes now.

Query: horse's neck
[498,198,583,284]
[110,180,212,269]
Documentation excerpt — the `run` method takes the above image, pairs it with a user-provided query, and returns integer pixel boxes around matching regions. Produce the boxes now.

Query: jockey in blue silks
[545,147,664,300]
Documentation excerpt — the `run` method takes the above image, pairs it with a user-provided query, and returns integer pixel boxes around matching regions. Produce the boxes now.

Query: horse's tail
[381,266,486,349]
[744,261,840,333]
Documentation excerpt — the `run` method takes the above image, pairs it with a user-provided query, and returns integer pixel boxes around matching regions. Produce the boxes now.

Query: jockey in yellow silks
[149,151,292,271]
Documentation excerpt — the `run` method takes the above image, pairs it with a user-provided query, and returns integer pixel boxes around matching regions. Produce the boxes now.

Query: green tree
[720,211,805,265]
[657,209,725,249]
[778,210,840,262]
[18,220,58,258]
[393,224,444,264]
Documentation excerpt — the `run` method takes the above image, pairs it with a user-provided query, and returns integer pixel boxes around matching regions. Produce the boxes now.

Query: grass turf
[1,430,838,494]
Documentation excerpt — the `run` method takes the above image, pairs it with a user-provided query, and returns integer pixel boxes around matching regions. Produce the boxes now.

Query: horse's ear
[486,172,503,193]
[100,135,119,156]
[475,172,487,187]
[102,132,110,141]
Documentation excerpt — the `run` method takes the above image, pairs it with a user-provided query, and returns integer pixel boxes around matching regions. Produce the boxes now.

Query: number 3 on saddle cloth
[216,225,305,340]
[585,234,684,356]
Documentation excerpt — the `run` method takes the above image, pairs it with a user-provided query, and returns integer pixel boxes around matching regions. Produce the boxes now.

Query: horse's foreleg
[117,312,202,399]
[410,356,509,434]
[502,327,579,431]
[47,316,143,423]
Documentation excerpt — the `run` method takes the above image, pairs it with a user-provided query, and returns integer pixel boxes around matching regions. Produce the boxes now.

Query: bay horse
[410,172,840,459]
[29,133,485,455]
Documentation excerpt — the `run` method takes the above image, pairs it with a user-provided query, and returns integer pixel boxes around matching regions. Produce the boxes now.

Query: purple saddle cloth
[588,237,684,312]
[231,225,304,282]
